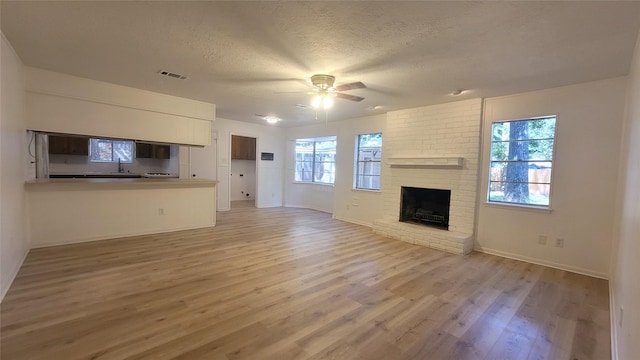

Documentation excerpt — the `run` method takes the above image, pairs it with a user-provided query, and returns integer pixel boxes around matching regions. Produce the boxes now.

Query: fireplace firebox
[399,187,451,230]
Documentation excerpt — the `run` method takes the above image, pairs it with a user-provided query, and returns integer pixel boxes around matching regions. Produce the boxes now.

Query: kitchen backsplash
[49,146,180,174]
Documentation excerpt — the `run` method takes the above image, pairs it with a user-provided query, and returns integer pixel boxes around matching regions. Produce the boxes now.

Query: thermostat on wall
[261,152,274,161]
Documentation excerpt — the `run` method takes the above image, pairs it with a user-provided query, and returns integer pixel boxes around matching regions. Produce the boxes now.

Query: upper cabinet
[135,143,170,159]
[48,135,89,155]
[231,135,256,160]
[25,67,215,146]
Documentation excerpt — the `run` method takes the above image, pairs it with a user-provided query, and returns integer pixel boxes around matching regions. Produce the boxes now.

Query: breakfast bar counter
[26,178,218,188]
[26,178,218,248]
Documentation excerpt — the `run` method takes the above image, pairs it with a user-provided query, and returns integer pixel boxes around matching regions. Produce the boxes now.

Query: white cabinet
[25,67,215,146]
[188,132,217,179]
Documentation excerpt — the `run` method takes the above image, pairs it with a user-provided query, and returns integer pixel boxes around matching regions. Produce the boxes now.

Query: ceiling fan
[307,74,366,109]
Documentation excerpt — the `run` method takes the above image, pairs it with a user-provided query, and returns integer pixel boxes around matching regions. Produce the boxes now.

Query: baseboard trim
[475,247,609,279]
[283,204,332,214]
[609,281,618,360]
[31,224,216,249]
[255,203,283,209]
[332,215,373,228]
[0,247,29,303]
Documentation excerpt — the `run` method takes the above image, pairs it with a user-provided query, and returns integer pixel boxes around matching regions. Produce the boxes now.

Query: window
[90,138,134,163]
[355,133,382,190]
[488,116,557,207]
[295,137,336,184]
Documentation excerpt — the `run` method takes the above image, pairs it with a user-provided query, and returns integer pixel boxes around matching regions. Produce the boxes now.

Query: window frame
[294,137,337,185]
[486,115,558,210]
[89,138,134,163]
[354,132,382,191]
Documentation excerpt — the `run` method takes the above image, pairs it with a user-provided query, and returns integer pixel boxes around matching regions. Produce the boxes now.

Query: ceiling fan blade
[335,82,366,92]
[336,93,365,102]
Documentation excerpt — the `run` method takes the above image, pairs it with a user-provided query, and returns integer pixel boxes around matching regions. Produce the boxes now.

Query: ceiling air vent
[158,70,188,80]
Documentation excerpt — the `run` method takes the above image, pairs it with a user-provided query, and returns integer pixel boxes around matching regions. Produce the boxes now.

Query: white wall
[213,117,284,210]
[332,114,386,226]
[284,114,386,221]
[230,159,256,201]
[477,77,627,278]
[610,30,640,360]
[284,123,337,213]
[0,34,29,301]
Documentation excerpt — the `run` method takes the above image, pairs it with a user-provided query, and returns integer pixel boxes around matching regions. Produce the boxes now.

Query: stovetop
[142,173,179,178]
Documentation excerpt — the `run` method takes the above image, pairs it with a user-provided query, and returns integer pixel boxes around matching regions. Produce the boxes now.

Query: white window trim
[353,188,381,193]
[89,138,134,163]
[353,132,382,191]
[294,137,337,185]
[486,115,558,210]
[483,201,553,213]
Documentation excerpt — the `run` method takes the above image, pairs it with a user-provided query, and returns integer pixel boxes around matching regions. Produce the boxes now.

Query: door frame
[228,132,259,208]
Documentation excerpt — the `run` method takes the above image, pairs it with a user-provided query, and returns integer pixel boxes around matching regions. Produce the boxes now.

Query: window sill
[483,202,553,213]
[352,188,381,193]
[293,181,334,187]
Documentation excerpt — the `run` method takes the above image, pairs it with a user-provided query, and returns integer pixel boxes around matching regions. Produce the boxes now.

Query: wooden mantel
[387,157,464,168]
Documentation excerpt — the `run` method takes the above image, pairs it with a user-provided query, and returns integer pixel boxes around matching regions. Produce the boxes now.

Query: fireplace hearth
[400,187,451,230]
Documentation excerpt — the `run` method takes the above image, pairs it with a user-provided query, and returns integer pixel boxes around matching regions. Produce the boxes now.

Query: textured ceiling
[2,1,640,127]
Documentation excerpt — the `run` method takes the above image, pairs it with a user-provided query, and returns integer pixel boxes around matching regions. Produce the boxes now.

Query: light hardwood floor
[1,203,610,359]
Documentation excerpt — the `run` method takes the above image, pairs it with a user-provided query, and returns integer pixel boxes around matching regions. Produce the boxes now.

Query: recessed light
[264,116,281,124]
[367,105,383,111]
[451,89,465,96]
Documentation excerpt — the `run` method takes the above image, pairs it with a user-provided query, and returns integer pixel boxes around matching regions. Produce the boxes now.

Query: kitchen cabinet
[135,143,170,159]
[154,145,170,159]
[231,135,256,160]
[48,135,89,155]
[26,69,214,146]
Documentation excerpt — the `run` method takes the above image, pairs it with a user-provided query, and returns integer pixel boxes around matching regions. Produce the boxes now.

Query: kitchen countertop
[25,178,218,189]
[49,173,144,179]
[48,172,180,179]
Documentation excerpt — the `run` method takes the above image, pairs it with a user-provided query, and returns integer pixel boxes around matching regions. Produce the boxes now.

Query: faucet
[118,158,124,173]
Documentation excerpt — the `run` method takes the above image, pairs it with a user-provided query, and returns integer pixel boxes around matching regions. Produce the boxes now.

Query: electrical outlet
[555,238,564,248]
[538,235,547,245]
[158,208,164,215]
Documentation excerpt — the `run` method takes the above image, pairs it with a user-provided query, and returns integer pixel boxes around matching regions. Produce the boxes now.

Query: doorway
[230,135,257,208]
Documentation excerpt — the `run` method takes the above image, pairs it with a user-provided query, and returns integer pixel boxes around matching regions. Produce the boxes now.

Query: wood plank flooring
[1,202,611,359]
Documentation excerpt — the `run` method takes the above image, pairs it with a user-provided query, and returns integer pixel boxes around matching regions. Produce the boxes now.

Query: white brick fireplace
[373,98,482,255]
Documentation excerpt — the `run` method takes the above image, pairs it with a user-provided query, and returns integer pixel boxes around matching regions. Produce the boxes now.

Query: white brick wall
[373,98,482,255]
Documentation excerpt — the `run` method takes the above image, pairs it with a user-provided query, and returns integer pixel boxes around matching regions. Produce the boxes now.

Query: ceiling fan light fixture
[310,74,336,90]
[311,93,334,109]
[312,95,322,108]
[307,74,365,113]
[323,96,334,109]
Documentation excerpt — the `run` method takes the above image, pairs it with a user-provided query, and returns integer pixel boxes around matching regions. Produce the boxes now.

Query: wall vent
[158,70,188,80]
